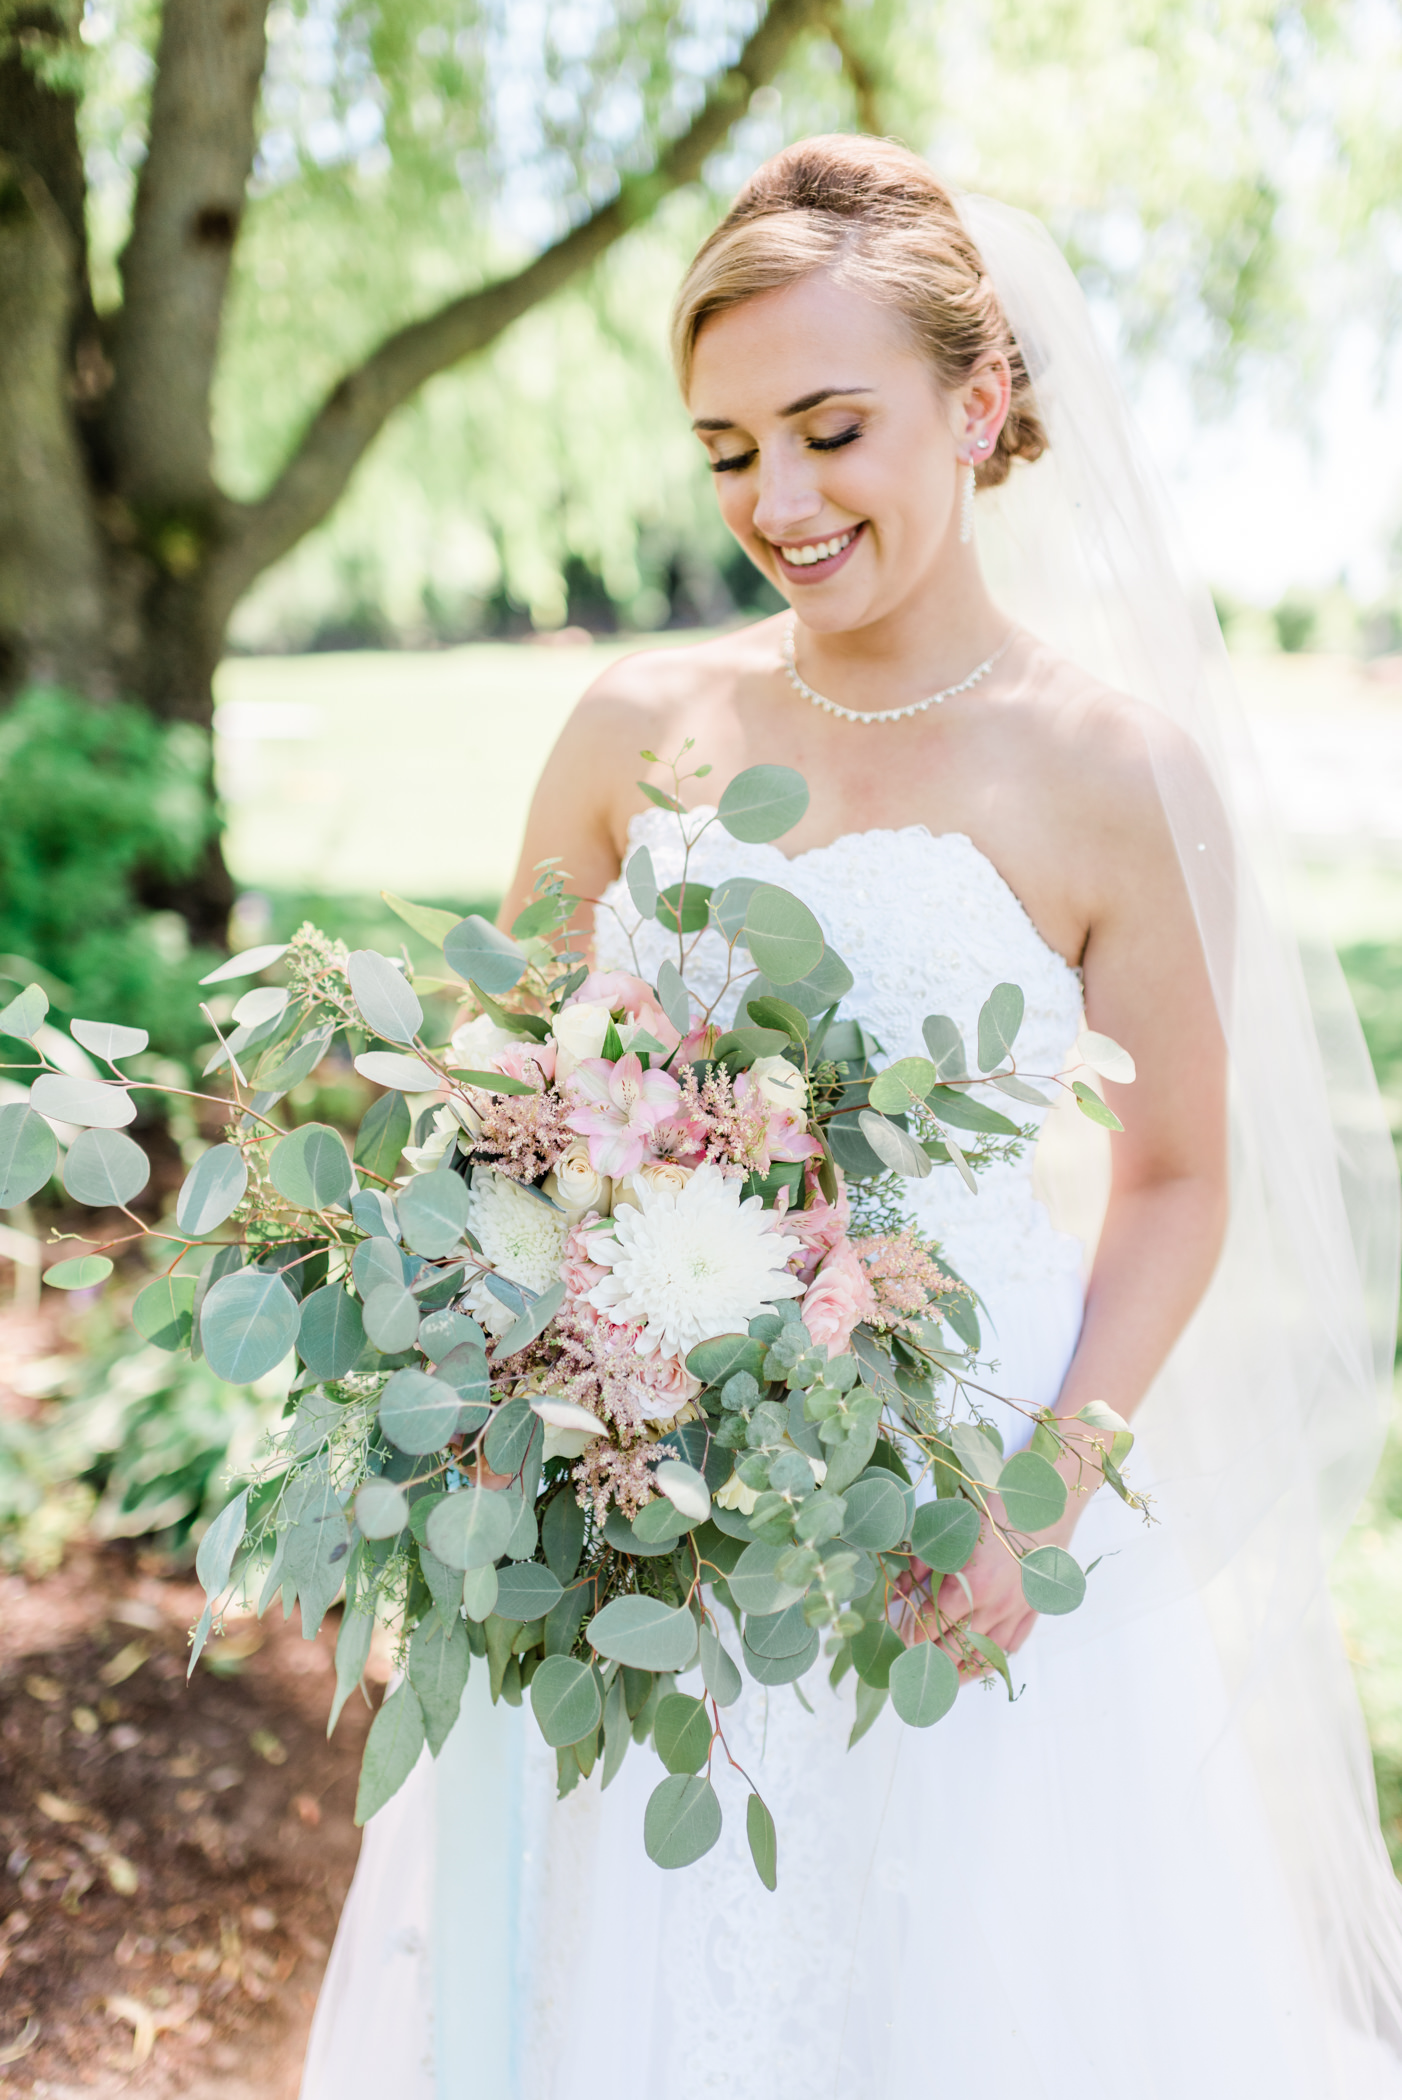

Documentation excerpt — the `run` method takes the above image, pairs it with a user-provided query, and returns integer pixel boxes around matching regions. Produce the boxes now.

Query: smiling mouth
[768,522,865,580]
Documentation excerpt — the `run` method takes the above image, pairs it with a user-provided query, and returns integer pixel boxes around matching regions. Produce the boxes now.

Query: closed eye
[809,425,862,452]
[709,449,757,474]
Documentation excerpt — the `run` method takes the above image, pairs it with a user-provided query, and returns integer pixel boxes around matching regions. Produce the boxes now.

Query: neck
[791,552,1008,710]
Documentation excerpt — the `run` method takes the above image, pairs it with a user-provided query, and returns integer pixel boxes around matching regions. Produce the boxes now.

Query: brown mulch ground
[0,1546,374,2099]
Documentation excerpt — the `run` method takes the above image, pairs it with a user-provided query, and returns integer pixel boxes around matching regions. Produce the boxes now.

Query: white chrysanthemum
[463,1168,567,1338]
[585,1161,804,1359]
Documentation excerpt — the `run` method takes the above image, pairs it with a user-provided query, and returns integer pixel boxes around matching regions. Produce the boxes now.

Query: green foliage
[0,690,217,1062]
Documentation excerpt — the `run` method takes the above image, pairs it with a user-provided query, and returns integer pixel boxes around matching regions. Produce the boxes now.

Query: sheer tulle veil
[960,190,1402,2038]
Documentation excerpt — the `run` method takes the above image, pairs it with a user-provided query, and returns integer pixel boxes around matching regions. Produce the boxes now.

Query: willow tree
[0,0,827,931]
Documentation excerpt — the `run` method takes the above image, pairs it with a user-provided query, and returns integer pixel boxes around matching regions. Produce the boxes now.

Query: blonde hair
[671,135,1046,489]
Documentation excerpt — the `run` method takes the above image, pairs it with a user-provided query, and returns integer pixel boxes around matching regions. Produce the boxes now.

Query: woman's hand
[894,1431,1105,1670]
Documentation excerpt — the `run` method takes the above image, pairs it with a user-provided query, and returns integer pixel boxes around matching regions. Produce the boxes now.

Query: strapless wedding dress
[302,814,1402,2099]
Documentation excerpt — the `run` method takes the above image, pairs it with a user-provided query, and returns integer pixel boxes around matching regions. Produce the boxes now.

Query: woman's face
[687,271,1006,633]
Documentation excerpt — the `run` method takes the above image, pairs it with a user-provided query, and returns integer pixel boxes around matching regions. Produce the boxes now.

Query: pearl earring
[958,462,976,544]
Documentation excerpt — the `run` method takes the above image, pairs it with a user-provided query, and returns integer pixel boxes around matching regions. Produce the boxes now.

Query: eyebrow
[690,385,873,433]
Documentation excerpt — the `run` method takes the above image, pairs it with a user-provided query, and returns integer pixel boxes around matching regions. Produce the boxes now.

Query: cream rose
[543,1141,613,1223]
[750,1053,808,1113]
[550,1000,614,1081]
[612,1159,694,1211]
[449,1011,522,1069]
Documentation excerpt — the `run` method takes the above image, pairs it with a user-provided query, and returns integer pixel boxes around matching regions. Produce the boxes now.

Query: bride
[302,136,1402,2097]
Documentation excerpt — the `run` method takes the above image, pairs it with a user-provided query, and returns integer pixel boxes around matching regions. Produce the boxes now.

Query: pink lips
[769,521,866,586]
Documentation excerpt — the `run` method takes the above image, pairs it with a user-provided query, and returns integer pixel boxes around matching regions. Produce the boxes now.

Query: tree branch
[212,0,826,614]
[106,0,269,510]
[822,10,885,136]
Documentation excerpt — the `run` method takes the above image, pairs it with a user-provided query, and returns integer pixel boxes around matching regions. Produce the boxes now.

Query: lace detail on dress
[594,807,1086,1298]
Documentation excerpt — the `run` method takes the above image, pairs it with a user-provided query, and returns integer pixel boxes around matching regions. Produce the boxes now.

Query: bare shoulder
[1017,645,1211,848]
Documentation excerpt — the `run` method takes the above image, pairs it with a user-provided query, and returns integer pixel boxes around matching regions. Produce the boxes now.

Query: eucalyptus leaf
[378,1368,460,1455]
[397,1167,470,1257]
[462,1563,498,1621]
[354,1088,411,1179]
[653,1693,712,1774]
[231,985,289,1028]
[195,1487,249,1605]
[909,1498,981,1573]
[270,1122,353,1210]
[977,983,1025,1072]
[409,1614,470,1755]
[494,1561,564,1620]
[624,845,659,919]
[361,1281,421,1353]
[200,1268,300,1382]
[656,879,712,935]
[354,1050,441,1092]
[382,891,463,946]
[1020,1544,1087,1615]
[857,1109,933,1179]
[531,1655,602,1748]
[949,1422,1004,1492]
[175,1144,248,1236]
[699,1617,742,1707]
[743,1626,819,1685]
[1073,1080,1125,1131]
[255,1025,333,1093]
[743,885,824,986]
[62,1127,149,1208]
[70,1017,149,1061]
[0,983,48,1039]
[925,1085,1020,1136]
[30,1072,136,1129]
[354,1682,426,1825]
[654,958,690,1035]
[132,1275,195,1352]
[283,1465,352,1638]
[354,1478,409,1540]
[484,1396,540,1476]
[867,1057,939,1114]
[542,1492,587,1584]
[44,1253,113,1289]
[496,1277,567,1358]
[426,1486,515,1569]
[728,1542,807,1617]
[709,873,761,946]
[717,764,809,843]
[347,949,424,1044]
[298,1284,366,1380]
[199,943,288,985]
[0,1103,57,1207]
[352,1235,412,1297]
[328,1604,374,1736]
[746,1793,778,1891]
[685,1333,767,1387]
[996,1450,1068,1533]
[921,1013,968,1080]
[586,1596,699,1672]
[442,915,526,996]
[839,1472,909,1551]
[992,1074,1051,1107]
[889,1642,959,1727]
[644,1774,722,1869]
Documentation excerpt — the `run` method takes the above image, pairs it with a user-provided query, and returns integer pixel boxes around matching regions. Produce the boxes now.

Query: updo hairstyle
[671,135,1046,489]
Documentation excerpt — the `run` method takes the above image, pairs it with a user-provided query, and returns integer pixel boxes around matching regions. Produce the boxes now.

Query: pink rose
[631,1351,703,1422]
[570,971,682,1055]
[801,1241,877,1357]
[561,1216,610,1304]
[494,1038,557,1088]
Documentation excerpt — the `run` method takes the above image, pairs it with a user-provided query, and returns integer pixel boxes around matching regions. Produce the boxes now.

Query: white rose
[450,1012,521,1069]
[550,1000,613,1081]
[402,1104,460,1174]
[543,1141,612,1223]
[750,1054,808,1113]
[613,1160,694,1211]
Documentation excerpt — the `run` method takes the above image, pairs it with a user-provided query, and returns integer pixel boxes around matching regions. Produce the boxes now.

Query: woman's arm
[933,717,1230,1658]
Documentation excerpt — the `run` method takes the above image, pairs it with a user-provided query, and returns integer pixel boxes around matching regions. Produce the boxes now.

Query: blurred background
[1,1,1400,2090]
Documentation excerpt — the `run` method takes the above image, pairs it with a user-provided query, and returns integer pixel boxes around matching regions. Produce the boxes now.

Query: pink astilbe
[566,1053,680,1175]
[472,1081,576,1183]
[853,1231,971,1332]
[670,1065,774,1177]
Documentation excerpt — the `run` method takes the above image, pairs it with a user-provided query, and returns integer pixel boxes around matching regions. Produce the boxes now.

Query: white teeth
[779,530,855,566]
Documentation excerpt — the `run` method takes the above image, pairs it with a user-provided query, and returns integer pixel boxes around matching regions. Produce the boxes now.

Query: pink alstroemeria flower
[733,1071,823,1166]
[567,1054,681,1176]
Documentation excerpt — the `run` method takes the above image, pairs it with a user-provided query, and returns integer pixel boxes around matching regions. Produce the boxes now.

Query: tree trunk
[0,0,827,947]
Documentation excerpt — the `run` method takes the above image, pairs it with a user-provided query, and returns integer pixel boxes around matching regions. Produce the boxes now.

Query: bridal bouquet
[0,752,1139,1885]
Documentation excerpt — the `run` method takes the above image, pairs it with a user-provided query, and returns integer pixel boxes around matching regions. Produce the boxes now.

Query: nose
[750,447,825,545]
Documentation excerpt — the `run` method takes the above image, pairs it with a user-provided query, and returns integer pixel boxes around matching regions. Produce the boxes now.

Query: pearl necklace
[781,616,1018,725]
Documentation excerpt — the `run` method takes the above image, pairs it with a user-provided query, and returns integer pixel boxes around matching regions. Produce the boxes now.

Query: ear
[954,352,1013,460]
